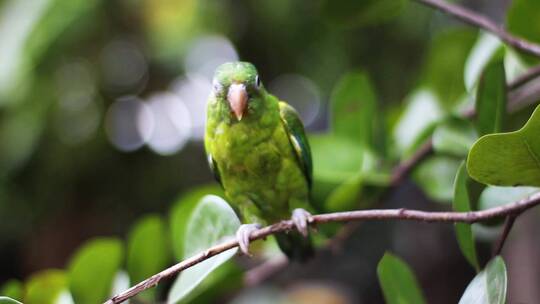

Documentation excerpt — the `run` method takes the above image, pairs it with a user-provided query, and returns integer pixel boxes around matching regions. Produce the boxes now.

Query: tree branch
[492,214,518,257]
[415,0,540,58]
[106,192,540,304]
[508,64,540,91]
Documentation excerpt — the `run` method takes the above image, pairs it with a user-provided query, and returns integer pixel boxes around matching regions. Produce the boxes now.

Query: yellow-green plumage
[204,62,314,260]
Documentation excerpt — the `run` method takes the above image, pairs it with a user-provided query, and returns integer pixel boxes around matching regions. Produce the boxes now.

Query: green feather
[204,62,314,260]
[278,101,313,188]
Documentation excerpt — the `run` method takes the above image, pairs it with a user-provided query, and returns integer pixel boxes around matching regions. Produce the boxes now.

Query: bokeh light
[183,35,239,81]
[145,92,191,155]
[105,96,154,152]
[171,74,212,140]
[268,74,321,127]
[100,39,148,95]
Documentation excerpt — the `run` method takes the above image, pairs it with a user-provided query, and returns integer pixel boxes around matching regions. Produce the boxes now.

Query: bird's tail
[275,232,314,262]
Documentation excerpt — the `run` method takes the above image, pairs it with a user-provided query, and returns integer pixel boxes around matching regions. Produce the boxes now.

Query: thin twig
[106,192,540,304]
[415,0,540,58]
[390,139,434,187]
[508,65,540,91]
[492,214,518,257]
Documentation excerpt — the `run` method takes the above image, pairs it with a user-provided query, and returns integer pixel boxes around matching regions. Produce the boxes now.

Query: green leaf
[321,0,406,28]
[0,297,22,304]
[167,195,240,304]
[420,28,477,108]
[330,71,377,147]
[464,32,504,91]
[393,89,444,155]
[310,134,364,182]
[506,0,540,64]
[170,185,224,261]
[25,269,68,304]
[413,156,462,203]
[324,173,363,212]
[433,117,477,157]
[458,256,507,304]
[475,59,507,136]
[127,215,169,299]
[453,162,480,271]
[467,104,540,187]
[377,252,426,304]
[68,238,123,304]
[479,186,539,210]
[0,280,22,301]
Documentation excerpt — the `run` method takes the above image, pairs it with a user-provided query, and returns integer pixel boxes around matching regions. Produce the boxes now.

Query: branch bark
[415,0,540,58]
[492,214,518,257]
[106,192,540,304]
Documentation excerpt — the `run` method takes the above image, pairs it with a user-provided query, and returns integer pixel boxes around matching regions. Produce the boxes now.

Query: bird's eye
[255,75,261,88]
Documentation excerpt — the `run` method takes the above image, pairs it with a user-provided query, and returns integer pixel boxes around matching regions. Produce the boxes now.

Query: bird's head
[211,62,265,121]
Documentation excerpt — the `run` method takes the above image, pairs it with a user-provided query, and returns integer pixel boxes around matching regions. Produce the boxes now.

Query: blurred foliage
[458,256,507,304]
[377,252,426,304]
[453,162,480,271]
[0,0,539,303]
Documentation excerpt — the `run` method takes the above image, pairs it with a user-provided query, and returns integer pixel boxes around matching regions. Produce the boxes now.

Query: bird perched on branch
[205,62,314,261]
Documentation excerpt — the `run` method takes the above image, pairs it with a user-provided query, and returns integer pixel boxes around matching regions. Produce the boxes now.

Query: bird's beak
[227,83,248,121]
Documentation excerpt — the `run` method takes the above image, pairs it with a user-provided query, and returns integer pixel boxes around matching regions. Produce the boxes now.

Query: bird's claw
[235,223,262,256]
[292,208,313,237]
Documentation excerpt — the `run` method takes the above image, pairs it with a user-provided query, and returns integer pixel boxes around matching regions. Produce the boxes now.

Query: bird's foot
[235,223,262,256]
[291,208,313,237]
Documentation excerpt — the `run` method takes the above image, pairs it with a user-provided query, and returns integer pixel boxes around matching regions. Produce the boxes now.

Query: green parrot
[204,62,314,261]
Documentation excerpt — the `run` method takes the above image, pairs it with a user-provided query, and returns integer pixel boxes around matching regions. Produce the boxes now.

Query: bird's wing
[206,153,223,187]
[204,135,223,188]
[278,101,313,188]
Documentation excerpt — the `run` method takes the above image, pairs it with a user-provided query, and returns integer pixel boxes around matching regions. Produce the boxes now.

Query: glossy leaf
[0,297,22,304]
[127,214,169,299]
[464,32,503,91]
[393,89,444,155]
[467,104,540,187]
[67,238,123,304]
[433,117,477,157]
[506,0,540,64]
[458,256,507,304]
[453,162,480,271]
[170,185,224,261]
[167,195,240,304]
[25,269,68,304]
[475,59,507,136]
[330,71,377,147]
[413,156,462,203]
[377,253,426,304]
